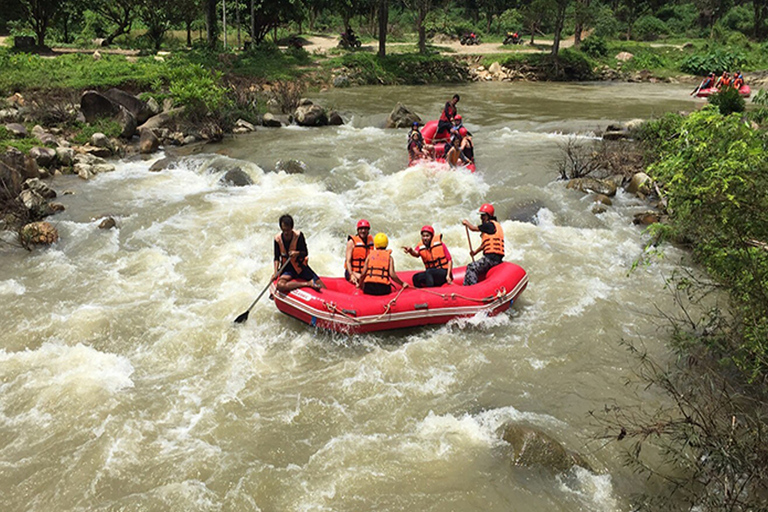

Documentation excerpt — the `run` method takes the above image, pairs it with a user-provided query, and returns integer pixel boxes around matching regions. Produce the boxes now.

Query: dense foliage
[643,108,768,381]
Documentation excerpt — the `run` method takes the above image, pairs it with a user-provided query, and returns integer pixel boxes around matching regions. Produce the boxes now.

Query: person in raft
[461,203,505,286]
[402,225,453,288]
[345,219,374,285]
[357,232,409,295]
[273,214,326,292]
[435,94,460,142]
[446,134,469,168]
[692,72,715,95]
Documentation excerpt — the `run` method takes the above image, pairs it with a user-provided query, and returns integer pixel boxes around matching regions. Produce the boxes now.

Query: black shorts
[281,265,319,282]
[363,282,392,296]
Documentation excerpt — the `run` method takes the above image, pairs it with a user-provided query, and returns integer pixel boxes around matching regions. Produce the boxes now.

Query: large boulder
[294,104,328,126]
[137,108,184,133]
[19,189,53,218]
[221,168,253,187]
[508,199,547,224]
[386,103,421,129]
[80,90,120,123]
[565,177,618,197]
[104,88,154,125]
[262,113,286,127]
[19,221,59,248]
[328,111,344,126]
[0,148,24,199]
[139,128,160,154]
[29,147,57,168]
[5,123,28,138]
[23,178,56,199]
[116,106,137,139]
[500,424,592,473]
[626,171,653,196]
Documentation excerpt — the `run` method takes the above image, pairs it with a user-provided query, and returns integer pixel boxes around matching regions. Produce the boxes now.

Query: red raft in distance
[269,262,528,334]
[408,119,476,173]
[695,84,751,98]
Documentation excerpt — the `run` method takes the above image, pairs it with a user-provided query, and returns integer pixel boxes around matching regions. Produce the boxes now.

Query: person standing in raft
[435,94,460,142]
[358,232,409,295]
[461,203,504,286]
[273,214,326,292]
[402,225,453,288]
[345,219,374,285]
[691,72,715,95]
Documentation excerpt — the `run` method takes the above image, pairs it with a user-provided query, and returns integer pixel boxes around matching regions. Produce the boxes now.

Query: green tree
[91,0,136,46]
[402,0,435,53]
[18,0,63,47]
[137,0,180,50]
[551,0,571,57]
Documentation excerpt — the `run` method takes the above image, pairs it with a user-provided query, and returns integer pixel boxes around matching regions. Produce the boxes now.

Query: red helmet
[420,225,434,235]
[357,219,370,229]
[479,203,495,216]
[454,114,462,121]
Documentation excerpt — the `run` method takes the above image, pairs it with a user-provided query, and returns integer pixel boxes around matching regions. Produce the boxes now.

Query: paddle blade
[234,311,249,324]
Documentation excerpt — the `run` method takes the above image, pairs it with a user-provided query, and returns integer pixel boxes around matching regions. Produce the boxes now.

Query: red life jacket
[417,234,449,270]
[480,221,505,257]
[348,234,374,273]
[275,230,307,273]
[439,102,456,123]
[364,249,391,285]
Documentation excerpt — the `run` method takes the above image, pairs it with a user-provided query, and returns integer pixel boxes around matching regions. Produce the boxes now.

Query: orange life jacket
[733,76,744,89]
[348,234,374,273]
[417,234,449,270]
[480,221,505,257]
[275,230,307,273]
[364,249,391,285]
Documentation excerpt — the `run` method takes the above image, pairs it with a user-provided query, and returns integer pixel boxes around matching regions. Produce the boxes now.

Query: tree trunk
[378,0,388,57]
[574,22,582,48]
[237,1,241,47]
[186,20,192,47]
[207,0,218,48]
[417,7,427,54]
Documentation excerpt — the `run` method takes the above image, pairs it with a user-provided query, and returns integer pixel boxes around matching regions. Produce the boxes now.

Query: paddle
[465,225,475,262]
[234,260,290,324]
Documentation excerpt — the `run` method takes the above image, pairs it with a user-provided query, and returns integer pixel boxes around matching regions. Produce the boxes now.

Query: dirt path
[302,33,582,56]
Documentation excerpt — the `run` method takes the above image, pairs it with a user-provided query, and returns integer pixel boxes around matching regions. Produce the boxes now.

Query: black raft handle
[414,303,429,310]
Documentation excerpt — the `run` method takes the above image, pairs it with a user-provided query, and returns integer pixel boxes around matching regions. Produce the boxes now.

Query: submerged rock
[220,168,253,187]
[99,217,116,229]
[275,159,307,174]
[500,424,592,473]
[566,177,618,197]
[508,199,547,224]
[386,103,421,129]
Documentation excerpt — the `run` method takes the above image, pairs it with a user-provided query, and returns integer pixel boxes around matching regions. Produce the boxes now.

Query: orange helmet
[479,203,495,216]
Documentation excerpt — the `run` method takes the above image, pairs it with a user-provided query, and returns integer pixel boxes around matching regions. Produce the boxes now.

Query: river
[0,81,701,511]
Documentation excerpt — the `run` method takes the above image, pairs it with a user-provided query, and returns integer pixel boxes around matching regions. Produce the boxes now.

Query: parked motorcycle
[460,33,480,45]
[503,32,523,45]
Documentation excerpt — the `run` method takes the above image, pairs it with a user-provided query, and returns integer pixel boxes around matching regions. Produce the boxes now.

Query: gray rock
[137,108,184,133]
[501,424,592,473]
[298,98,313,106]
[508,199,546,224]
[294,104,328,126]
[221,168,253,187]
[333,75,351,88]
[603,129,630,141]
[328,111,344,126]
[104,88,154,125]
[80,90,120,123]
[38,133,58,147]
[0,148,24,199]
[182,135,196,145]
[31,125,47,139]
[235,119,256,132]
[626,172,652,196]
[29,147,57,167]
[262,113,284,127]
[149,156,178,172]
[91,132,111,148]
[162,98,174,112]
[99,217,116,229]
[117,106,137,139]
[81,145,112,158]
[565,177,618,197]
[75,164,95,180]
[385,103,421,129]
[139,128,160,154]
[19,189,52,217]
[275,159,307,174]
[92,163,116,174]
[56,147,74,166]
[23,178,56,199]
[633,211,663,225]
[592,194,613,206]
[146,97,160,115]
[5,123,28,138]
[0,108,20,123]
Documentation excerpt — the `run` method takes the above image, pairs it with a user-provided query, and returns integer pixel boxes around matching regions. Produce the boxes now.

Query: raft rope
[320,285,407,324]
[416,286,508,304]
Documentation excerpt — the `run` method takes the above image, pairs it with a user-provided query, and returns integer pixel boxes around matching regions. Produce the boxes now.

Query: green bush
[680,47,747,75]
[593,6,621,38]
[632,15,669,41]
[750,88,768,123]
[581,36,608,58]
[71,119,122,144]
[166,64,228,113]
[719,5,754,36]
[708,86,746,115]
[497,8,524,34]
[657,3,700,37]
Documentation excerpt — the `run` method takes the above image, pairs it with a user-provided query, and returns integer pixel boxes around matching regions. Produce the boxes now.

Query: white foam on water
[556,466,619,512]
[0,342,134,416]
[0,278,25,295]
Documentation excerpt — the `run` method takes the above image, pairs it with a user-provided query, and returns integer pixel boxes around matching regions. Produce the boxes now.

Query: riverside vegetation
[5,0,768,508]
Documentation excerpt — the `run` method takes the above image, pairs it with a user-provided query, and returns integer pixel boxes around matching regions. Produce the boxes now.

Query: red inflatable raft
[695,85,751,98]
[270,262,528,333]
[409,119,476,173]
